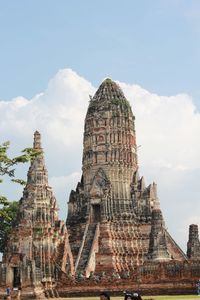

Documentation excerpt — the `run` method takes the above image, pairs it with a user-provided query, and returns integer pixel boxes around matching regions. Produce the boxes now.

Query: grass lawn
[55,296,200,300]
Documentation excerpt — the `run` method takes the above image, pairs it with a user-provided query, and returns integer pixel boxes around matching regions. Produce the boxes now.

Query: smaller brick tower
[1,131,74,298]
[147,209,170,260]
[187,224,200,259]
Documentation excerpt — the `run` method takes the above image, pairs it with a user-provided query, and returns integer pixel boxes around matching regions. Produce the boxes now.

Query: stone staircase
[76,223,97,274]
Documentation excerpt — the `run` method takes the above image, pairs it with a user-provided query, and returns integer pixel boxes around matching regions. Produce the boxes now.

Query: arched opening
[13,267,20,288]
[91,204,101,223]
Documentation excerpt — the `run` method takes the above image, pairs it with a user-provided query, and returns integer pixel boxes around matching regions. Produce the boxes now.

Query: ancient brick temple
[1,79,200,298]
[0,131,74,298]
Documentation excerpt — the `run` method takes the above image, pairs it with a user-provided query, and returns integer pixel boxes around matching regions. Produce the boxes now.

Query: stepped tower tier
[66,79,186,278]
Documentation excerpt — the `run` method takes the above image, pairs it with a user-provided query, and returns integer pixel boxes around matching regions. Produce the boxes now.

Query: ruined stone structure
[1,78,200,298]
[66,79,187,278]
[187,224,200,260]
[0,131,74,298]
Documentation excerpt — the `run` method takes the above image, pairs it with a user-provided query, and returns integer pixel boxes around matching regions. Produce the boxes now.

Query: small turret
[150,182,160,209]
[187,224,200,259]
[147,208,170,261]
[139,176,145,191]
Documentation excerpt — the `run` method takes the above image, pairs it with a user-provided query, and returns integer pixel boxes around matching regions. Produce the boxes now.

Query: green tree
[0,201,19,253]
[0,141,38,211]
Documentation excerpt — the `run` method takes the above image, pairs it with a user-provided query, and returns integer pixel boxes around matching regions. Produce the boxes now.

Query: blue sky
[0,1,200,252]
[0,0,200,105]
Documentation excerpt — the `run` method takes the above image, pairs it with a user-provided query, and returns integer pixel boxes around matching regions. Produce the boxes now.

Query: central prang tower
[82,78,138,220]
[66,79,186,277]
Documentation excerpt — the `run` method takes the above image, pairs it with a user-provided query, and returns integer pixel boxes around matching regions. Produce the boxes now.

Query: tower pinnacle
[88,78,132,116]
[33,130,42,150]
[27,131,47,185]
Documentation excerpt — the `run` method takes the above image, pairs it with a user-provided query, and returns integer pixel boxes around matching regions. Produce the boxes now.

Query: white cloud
[49,172,81,219]
[120,82,200,170]
[0,68,200,252]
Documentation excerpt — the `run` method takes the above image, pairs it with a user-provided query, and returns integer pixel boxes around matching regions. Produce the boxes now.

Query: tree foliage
[0,201,19,253]
[0,141,38,212]
[0,140,39,252]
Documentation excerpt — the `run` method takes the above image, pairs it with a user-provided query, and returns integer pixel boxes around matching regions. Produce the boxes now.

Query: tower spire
[33,130,42,150]
[27,131,47,185]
